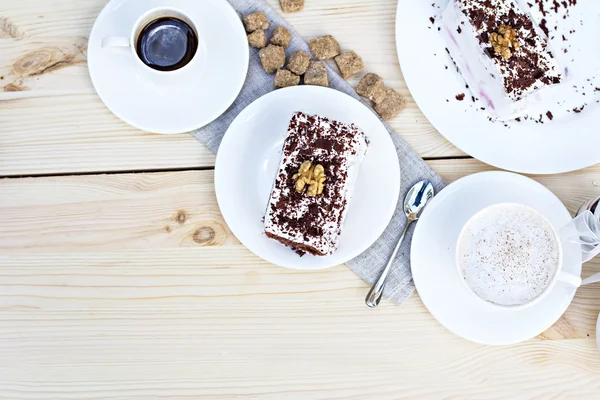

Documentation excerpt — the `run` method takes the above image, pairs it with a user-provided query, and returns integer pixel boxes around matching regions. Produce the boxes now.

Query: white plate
[88,0,248,134]
[215,86,401,270]
[396,0,600,174]
[411,171,582,345]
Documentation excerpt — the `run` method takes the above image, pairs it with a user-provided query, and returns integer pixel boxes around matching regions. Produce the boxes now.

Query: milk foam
[458,204,560,306]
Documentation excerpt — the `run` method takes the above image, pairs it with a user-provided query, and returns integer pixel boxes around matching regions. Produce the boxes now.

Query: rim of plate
[214,86,401,270]
[411,171,580,345]
[88,0,248,134]
[395,1,600,174]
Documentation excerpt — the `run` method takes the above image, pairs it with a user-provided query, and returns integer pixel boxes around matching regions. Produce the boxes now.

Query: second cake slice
[264,112,369,256]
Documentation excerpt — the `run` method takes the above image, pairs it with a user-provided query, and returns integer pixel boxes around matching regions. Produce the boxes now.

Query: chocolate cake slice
[440,0,563,119]
[264,112,368,256]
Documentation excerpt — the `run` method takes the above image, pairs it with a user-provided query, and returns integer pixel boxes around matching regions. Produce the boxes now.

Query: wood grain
[1,160,599,399]
[0,93,216,175]
[1,0,600,398]
[0,0,461,177]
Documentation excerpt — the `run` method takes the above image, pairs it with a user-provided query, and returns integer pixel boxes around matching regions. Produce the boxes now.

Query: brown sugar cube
[270,26,291,47]
[375,88,406,120]
[356,73,386,104]
[247,30,267,48]
[259,45,286,74]
[280,0,304,13]
[308,35,341,60]
[304,61,328,87]
[242,12,269,33]
[334,51,364,79]
[274,69,300,88]
[287,50,311,75]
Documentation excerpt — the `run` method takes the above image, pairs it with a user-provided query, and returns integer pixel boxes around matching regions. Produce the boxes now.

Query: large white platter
[396,0,600,174]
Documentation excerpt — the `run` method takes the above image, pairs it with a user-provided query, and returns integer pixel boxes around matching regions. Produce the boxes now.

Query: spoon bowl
[404,180,435,218]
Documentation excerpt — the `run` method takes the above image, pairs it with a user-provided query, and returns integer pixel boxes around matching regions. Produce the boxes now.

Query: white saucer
[396,0,600,174]
[411,171,582,345]
[88,0,248,134]
[215,86,401,270]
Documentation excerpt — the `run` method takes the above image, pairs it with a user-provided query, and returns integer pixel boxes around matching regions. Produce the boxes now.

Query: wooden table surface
[1,0,600,398]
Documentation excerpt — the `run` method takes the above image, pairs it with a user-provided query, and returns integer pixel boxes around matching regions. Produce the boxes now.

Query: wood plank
[1,160,599,398]
[0,0,461,177]
[0,94,215,175]
[0,253,599,399]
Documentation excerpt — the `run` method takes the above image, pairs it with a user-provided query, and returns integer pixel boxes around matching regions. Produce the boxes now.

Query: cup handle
[582,272,600,286]
[558,271,582,288]
[102,36,130,48]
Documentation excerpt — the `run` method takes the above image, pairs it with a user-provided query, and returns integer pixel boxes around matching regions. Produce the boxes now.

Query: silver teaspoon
[365,180,435,308]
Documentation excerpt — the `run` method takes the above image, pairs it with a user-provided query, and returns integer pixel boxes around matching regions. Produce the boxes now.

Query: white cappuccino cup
[456,203,582,309]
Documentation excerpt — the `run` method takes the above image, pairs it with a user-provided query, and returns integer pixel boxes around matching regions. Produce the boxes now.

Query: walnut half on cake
[264,112,369,256]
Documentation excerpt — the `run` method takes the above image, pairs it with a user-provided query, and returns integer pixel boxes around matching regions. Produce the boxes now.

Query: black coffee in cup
[136,17,198,71]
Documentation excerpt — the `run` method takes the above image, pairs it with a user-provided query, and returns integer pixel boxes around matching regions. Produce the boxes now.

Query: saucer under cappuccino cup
[456,203,581,309]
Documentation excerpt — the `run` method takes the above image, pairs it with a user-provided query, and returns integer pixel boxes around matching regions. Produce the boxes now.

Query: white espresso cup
[101,7,200,84]
[456,203,582,310]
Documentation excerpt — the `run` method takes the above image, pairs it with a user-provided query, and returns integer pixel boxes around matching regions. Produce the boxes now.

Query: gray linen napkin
[193,0,446,305]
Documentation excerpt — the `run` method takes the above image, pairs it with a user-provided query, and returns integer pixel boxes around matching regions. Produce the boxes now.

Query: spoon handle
[365,218,414,308]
